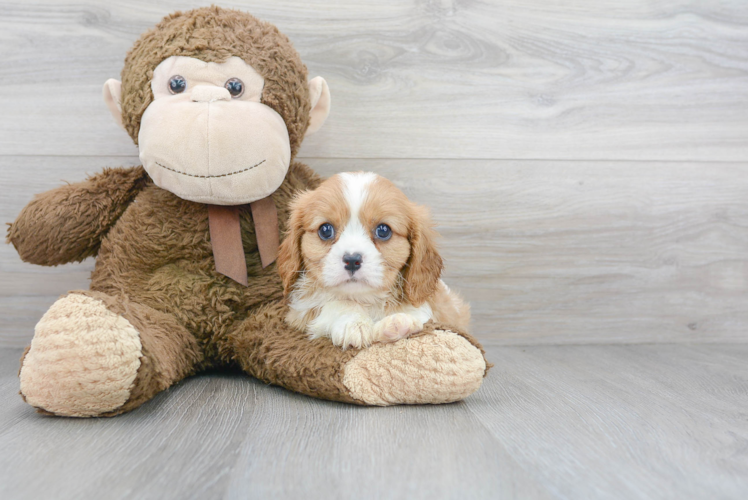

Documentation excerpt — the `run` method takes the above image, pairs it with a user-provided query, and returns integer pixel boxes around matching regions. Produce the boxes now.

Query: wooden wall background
[1,0,747,348]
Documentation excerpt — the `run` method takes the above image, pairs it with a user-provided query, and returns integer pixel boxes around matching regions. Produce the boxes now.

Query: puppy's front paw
[374,313,423,343]
[331,318,374,349]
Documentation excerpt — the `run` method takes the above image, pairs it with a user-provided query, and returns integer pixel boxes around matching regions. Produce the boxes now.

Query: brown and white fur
[277,172,470,349]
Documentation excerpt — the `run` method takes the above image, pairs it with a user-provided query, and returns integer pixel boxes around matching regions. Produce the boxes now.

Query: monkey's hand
[7,166,148,266]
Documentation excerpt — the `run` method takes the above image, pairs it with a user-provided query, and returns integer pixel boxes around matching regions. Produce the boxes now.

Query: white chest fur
[285,276,435,348]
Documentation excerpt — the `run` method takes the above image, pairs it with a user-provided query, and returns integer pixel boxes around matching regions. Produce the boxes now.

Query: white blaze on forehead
[322,172,384,290]
[339,171,378,220]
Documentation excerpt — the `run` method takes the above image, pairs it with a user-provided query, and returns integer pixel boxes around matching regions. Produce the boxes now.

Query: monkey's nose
[343,253,363,274]
[191,85,231,103]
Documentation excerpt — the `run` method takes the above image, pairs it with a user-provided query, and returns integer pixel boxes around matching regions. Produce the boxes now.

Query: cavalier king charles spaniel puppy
[277,172,470,349]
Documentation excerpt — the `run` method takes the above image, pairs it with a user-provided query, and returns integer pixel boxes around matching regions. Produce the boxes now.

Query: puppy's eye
[374,224,392,241]
[168,75,186,94]
[318,223,335,241]
[225,78,244,98]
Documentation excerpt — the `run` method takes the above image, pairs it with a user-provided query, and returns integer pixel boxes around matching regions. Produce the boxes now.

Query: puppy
[277,172,470,349]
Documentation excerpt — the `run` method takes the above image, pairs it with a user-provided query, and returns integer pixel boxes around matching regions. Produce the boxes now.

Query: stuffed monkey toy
[7,6,488,417]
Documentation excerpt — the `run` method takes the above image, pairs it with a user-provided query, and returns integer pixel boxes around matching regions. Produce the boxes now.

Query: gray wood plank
[0,348,25,433]
[0,348,548,500]
[2,344,748,499]
[467,344,748,499]
[219,388,548,500]
[0,1,747,160]
[3,156,748,347]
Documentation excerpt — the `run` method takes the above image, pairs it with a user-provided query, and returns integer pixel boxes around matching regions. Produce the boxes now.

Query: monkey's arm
[6,166,149,266]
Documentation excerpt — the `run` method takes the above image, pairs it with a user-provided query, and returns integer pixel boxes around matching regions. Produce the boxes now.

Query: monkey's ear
[306,76,330,136]
[102,79,125,130]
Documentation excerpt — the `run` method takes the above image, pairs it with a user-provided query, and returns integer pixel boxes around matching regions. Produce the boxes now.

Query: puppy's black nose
[343,253,363,273]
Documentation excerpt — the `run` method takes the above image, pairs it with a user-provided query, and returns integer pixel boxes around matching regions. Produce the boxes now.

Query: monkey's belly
[92,255,281,346]
[87,167,303,348]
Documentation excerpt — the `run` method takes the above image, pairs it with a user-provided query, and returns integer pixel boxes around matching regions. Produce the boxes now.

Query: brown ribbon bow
[207,195,279,286]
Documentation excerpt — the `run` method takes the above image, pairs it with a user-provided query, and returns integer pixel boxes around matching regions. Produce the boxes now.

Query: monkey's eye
[374,224,392,241]
[225,78,244,98]
[168,75,186,94]
[318,223,335,241]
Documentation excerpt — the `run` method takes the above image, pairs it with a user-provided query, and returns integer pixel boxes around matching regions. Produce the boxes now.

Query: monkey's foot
[342,327,487,405]
[19,293,143,417]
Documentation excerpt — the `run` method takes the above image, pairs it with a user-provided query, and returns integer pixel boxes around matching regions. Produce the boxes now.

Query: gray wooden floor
[1,344,747,500]
[2,1,748,499]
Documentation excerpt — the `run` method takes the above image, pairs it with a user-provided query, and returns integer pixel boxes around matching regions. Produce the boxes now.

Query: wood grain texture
[3,156,747,347]
[1,344,747,499]
[2,2,747,499]
[467,344,748,499]
[0,0,747,160]
[0,346,548,500]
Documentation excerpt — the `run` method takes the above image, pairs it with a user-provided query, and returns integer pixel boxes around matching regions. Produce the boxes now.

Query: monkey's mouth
[153,159,266,179]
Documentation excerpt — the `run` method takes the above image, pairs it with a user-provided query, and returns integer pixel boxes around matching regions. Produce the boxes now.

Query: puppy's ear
[403,204,444,305]
[277,192,310,296]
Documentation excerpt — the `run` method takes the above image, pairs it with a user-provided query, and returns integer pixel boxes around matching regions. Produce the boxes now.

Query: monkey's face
[102,7,331,206]
[137,56,291,205]
[103,54,330,206]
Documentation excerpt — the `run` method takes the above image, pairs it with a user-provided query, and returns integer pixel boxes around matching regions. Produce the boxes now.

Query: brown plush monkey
[7,6,488,417]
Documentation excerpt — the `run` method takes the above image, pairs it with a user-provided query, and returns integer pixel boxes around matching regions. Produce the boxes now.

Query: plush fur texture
[7,167,147,265]
[120,6,311,158]
[343,327,487,405]
[7,7,489,417]
[19,293,143,417]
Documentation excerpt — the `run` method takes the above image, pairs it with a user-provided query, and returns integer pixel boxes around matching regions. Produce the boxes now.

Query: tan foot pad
[19,294,142,417]
[342,329,487,406]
